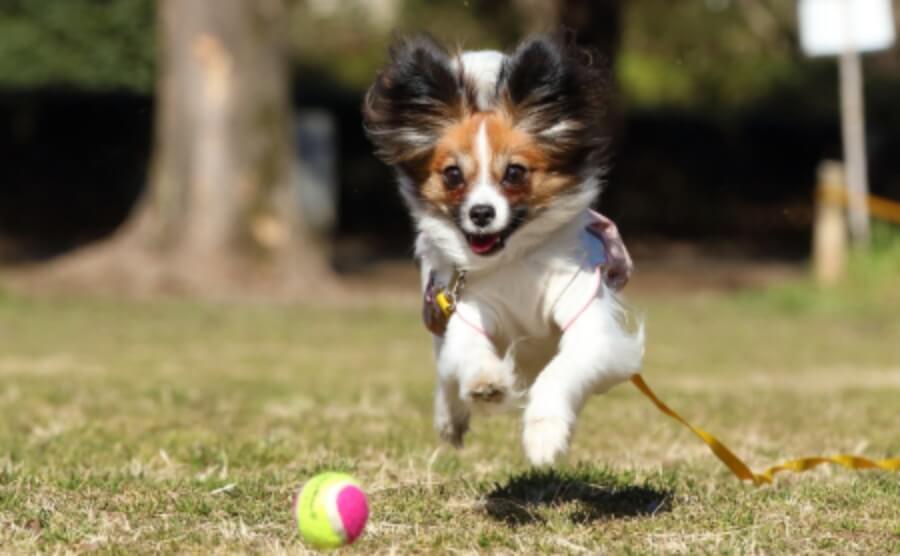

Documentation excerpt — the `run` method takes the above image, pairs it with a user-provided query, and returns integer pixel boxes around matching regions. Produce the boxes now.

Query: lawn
[0,283,898,554]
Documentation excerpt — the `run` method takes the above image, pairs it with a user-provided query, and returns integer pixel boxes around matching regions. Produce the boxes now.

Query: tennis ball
[295,472,369,550]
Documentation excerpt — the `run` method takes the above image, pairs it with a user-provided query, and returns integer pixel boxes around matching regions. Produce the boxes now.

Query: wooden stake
[813,161,848,287]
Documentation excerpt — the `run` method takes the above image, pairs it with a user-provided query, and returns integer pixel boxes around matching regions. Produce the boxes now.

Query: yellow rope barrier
[631,374,900,485]
[818,184,900,225]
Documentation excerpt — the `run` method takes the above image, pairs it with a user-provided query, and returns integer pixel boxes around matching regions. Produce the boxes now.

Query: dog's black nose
[469,205,495,227]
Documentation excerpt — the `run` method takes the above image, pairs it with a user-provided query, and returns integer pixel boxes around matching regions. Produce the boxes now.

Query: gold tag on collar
[423,273,456,336]
[435,290,454,317]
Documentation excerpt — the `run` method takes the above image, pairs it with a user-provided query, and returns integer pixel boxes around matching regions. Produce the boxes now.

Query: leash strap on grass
[630,374,900,485]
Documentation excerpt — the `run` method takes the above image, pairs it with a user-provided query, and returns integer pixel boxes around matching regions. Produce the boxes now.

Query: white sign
[799,0,896,56]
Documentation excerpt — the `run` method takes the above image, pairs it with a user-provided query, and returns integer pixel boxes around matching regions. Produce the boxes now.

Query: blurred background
[1,0,899,295]
[1,3,899,552]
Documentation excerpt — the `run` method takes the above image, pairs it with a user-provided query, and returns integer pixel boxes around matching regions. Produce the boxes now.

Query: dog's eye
[442,166,464,190]
[502,164,527,188]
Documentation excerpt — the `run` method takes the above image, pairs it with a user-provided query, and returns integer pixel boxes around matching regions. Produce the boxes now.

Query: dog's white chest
[458,228,606,346]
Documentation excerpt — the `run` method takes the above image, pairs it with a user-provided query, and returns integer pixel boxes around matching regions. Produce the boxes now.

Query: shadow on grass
[484,467,673,526]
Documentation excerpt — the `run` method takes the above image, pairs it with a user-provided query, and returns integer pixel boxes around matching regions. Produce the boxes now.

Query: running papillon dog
[363,33,644,466]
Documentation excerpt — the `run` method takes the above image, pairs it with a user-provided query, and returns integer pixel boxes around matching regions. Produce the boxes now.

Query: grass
[0,279,898,554]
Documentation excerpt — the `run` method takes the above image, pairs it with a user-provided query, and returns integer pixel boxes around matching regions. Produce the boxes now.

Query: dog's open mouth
[466,233,504,255]
[461,207,529,257]
[464,215,527,256]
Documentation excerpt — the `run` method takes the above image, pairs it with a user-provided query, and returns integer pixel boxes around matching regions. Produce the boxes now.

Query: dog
[363,33,644,466]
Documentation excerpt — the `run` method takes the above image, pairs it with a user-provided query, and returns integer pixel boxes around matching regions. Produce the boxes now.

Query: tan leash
[631,374,900,485]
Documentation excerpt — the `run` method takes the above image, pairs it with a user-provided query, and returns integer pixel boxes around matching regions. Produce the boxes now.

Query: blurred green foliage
[0,0,896,113]
[289,0,524,91]
[0,0,155,91]
[288,0,844,111]
[619,0,801,108]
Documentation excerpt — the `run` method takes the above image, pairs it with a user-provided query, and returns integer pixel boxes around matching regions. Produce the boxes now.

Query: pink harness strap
[454,307,491,338]
[424,212,626,339]
[560,265,603,332]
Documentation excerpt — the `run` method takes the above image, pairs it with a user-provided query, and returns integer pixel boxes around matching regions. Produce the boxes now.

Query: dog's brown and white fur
[363,34,644,466]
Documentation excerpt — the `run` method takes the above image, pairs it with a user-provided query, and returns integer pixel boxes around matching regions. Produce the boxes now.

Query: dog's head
[363,33,609,268]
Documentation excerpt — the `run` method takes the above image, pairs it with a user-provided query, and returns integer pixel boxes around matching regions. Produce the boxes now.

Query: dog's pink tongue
[469,234,500,254]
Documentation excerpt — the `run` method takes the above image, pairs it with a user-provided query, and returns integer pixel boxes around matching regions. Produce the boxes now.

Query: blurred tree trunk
[8,1,335,297]
[517,0,624,140]
[516,0,622,62]
[556,0,623,142]
[557,0,622,63]
[138,0,328,288]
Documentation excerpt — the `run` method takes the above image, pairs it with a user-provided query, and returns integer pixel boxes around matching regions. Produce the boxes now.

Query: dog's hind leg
[434,377,470,447]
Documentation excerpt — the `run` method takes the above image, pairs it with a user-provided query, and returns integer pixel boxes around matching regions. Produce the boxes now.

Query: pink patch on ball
[336,485,369,543]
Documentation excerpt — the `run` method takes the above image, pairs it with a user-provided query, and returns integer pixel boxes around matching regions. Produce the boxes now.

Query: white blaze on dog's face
[364,34,609,266]
[463,121,508,240]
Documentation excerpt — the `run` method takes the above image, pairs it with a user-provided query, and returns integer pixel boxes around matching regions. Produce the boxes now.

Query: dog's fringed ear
[498,34,609,174]
[363,35,464,169]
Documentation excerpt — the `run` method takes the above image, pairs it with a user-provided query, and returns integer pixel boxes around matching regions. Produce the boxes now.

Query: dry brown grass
[0,284,897,554]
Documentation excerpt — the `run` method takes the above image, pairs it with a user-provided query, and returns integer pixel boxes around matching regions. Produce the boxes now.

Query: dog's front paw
[467,378,508,404]
[460,357,517,411]
[522,416,571,467]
